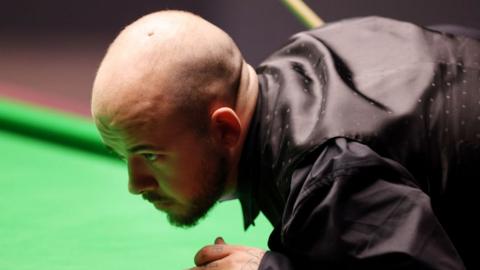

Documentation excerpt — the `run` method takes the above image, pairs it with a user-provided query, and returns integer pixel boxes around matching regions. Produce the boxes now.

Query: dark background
[1,0,479,115]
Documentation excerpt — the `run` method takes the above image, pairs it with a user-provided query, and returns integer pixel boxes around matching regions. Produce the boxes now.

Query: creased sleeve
[258,251,294,270]
[259,138,465,270]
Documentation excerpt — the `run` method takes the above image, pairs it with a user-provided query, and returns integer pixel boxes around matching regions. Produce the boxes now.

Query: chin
[165,199,218,228]
[166,210,207,228]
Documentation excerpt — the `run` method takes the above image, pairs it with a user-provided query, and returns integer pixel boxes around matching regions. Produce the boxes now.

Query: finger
[194,244,230,266]
[214,236,225,245]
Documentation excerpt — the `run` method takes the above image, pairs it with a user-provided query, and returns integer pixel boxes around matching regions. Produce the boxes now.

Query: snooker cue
[280,0,324,29]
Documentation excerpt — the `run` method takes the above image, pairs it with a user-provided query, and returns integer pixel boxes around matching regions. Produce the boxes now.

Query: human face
[96,113,229,228]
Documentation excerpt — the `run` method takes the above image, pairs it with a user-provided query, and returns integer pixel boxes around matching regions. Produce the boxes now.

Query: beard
[166,154,229,228]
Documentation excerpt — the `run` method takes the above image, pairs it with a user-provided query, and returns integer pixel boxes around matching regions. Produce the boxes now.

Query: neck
[221,61,259,199]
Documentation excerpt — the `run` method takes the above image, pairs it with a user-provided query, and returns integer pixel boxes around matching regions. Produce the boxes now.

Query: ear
[210,107,242,148]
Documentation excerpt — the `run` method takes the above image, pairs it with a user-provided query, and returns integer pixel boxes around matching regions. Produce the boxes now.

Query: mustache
[142,192,169,203]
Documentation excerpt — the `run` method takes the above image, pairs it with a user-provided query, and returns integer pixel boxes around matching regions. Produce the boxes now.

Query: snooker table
[0,98,272,270]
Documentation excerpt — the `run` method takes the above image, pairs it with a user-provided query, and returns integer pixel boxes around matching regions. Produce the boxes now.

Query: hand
[187,237,265,270]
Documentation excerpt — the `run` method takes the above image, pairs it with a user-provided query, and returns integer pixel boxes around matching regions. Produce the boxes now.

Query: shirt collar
[236,75,265,230]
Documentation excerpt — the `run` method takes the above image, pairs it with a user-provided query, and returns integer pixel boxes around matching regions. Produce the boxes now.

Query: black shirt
[237,16,480,269]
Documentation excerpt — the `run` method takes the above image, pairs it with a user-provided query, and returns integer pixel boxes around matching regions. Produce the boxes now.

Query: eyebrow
[127,144,163,153]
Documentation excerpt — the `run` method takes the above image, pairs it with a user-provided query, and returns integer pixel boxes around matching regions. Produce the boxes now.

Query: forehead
[92,68,191,149]
[95,99,189,147]
[92,41,196,146]
[92,57,177,127]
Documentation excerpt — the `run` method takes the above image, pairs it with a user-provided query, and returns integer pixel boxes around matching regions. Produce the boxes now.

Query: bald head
[92,10,244,132]
[91,11,259,224]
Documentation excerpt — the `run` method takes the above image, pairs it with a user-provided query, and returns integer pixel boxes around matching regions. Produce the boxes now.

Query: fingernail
[215,236,225,244]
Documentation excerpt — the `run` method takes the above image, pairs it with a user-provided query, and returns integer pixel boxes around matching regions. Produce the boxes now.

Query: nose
[127,157,159,195]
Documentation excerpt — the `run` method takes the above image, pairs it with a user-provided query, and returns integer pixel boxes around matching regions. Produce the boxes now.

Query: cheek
[173,154,207,200]
[147,156,179,197]
[171,145,220,203]
[148,149,204,205]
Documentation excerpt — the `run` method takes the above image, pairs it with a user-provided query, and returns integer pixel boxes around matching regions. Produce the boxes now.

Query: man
[91,10,480,269]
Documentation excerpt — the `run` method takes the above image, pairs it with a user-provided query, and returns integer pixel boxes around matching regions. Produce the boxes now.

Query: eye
[141,153,159,162]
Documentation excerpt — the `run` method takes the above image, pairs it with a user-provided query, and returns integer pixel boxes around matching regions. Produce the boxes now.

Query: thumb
[214,236,226,245]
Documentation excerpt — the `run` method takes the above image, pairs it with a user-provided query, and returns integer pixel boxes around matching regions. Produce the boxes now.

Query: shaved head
[90,10,258,227]
[92,10,243,132]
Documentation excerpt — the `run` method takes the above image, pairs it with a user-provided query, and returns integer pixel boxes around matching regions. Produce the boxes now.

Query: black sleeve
[258,138,465,270]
